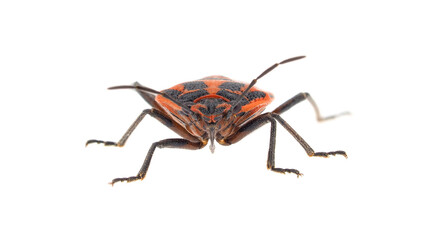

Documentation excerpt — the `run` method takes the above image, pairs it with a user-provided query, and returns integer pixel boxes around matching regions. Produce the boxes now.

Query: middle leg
[271,113,347,158]
[223,113,347,177]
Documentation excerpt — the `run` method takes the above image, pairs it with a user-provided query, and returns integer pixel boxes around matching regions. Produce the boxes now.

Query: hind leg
[272,92,349,121]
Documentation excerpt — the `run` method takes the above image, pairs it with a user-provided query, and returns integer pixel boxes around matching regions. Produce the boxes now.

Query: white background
[1,1,421,239]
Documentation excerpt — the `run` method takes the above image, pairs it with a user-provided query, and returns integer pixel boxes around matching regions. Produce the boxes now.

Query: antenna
[108,85,193,114]
[227,56,306,116]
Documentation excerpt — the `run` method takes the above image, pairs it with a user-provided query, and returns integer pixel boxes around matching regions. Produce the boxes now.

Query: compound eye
[232,104,242,114]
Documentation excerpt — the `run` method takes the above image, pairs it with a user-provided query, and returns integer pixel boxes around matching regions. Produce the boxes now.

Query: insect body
[86,56,348,185]
[156,75,274,153]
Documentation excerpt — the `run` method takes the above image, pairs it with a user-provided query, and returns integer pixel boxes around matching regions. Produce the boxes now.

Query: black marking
[179,89,209,102]
[217,90,266,105]
[216,90,240,101]
[245,91,266,101]
[219,82,245,92]
[162,89,182,98]
[196,98,227,116]
[183,81,208,91]
[236,98,250,108]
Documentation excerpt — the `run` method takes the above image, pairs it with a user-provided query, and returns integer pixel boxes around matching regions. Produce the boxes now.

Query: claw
[109,174,145,186]
[85,139,118,147]
[271,167,303,177]
[313,151,347,158]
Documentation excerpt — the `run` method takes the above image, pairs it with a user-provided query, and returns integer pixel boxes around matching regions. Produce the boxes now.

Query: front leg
[110,138,205,186]
[223,113,303,177]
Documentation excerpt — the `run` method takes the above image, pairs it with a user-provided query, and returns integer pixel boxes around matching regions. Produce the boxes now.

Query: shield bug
[86,56,348,185]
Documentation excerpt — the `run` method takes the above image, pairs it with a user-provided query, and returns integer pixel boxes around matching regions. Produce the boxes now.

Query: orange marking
[241,93,273,113]
[193,94,230,103]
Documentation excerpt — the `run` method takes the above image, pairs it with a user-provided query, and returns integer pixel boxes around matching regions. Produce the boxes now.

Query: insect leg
[272,92,349,121]
[223,112,346,176]
[110,139,205,185]
[223,113,302,176]
[86,109,154,147]
[271,113,347,158]
[267,115,303,176]
[87,107,200,147]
